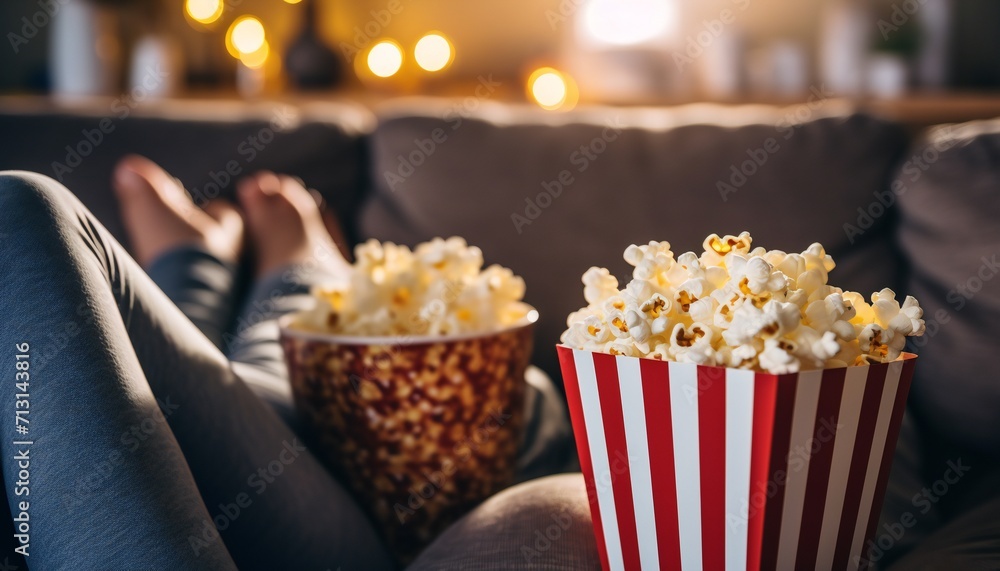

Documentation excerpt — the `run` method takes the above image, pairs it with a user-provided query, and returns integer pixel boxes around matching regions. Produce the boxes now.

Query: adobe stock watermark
[877,0,931,41]
[673,0,752,71]
[543,0,586,30]
[187,106,298,208]
[61,396,180,510]
[718,84,833,202]
[188,439,309,556]
[50,64,171,181]
[222,237,353,353]
[7,0,70,54]
[338,0,404,62]
[511,117,624,234]
[522,452,630,562]
[906,251,1000,350]
[730,416,840,529]
[521,508,576,563]
[843,126,958,244]
[945,254,1000,312]
[393,408,513,523]
[382,74,502,193]
[33,297,108,376]
[855,458,971,567]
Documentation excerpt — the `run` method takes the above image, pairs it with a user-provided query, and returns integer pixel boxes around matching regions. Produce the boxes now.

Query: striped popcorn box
[557,346,917,571]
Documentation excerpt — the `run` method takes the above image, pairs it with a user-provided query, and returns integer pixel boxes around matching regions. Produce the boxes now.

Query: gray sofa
[2,98,997,548]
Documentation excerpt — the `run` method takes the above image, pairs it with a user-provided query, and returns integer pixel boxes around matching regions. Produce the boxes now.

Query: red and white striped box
[557,346,917,571]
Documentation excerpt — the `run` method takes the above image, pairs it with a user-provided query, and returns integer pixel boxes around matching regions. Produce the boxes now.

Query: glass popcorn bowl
[279,310,537,562]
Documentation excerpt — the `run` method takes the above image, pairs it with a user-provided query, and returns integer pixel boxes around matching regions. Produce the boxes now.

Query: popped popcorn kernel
[561,232,925,373]
[293,237,531,336]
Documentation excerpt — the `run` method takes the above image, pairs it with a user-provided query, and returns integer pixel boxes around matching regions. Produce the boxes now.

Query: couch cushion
[897,120,1000,454]
[361,100,908,380]
[0,99,374,246]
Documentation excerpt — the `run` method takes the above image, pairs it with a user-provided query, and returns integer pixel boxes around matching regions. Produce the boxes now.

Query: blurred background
[1,0,999,113]
[3,1,1000,479]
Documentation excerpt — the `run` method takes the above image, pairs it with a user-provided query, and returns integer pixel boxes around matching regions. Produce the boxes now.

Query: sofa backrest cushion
[0,100,373,246]
[361,101,908,380]
[896,120,1000,454]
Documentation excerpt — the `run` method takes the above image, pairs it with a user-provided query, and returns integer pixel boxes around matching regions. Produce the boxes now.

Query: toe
[113,155,158,200]
[203,200,244,262]
[112,155,211,266]
[204,199,244,234]
[114,155,182,200]
[279,176,351,260]
[277,176,352,264]
[277,175,320,213]
[253,171,282,196]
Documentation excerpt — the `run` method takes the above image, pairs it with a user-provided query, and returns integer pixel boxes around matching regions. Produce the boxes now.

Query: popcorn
[759,339,800,374]
[701,232,752,267]
[583,267,619,305]
[561,232,925,374]
[668,322,716,365]
[294,237,531,336]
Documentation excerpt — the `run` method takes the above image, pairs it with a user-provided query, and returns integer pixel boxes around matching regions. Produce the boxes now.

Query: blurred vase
[50,0,120,99]
[917,0,952,87]
[819,0,870,95]
[700,28,744,99]
[747,41,808,97]
[129,35,183,100]
[284,0,343,89]
[868,53,909,97]
[769,42,808,96]
[237,62,266,98]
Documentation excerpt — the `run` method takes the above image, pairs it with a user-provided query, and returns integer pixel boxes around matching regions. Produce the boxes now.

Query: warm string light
[414,33,453,72]
[580,0,676,46]
[212,15,270,77]
[240,41,270,69]
[527,67,578,111]
[185,0,223,25]
[228,17,266,57]
[359,33,454,80]
[367,40,404,77]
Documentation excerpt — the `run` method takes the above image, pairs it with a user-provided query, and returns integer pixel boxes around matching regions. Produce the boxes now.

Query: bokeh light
[528,67,577,111]
[414,33,453,72]
[368,40,404,78]
[227,16,266,58]
[185,0,223,25]
[582,0,676,46]
[239,41,270,69]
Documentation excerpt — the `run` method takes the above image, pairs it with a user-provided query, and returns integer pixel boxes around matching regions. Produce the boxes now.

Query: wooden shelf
[3,90,1000,130]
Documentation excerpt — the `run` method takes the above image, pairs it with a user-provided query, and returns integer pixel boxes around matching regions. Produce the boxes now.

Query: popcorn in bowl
[290,236,534,337]
[279,237,536,561]
[560,231,925,373]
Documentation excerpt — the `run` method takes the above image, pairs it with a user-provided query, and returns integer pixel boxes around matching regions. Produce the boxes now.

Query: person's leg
[406,473,600,571]
[0,172,392,570]
[0,171,237,569]
[114,155,245,349]
[219,172,351,428]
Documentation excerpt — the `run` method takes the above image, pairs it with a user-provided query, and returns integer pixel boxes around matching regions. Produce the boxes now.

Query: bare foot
[113,155,243,267]
[237,171,350,278]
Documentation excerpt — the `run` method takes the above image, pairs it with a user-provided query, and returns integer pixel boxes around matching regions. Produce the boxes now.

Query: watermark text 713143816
[12,342,33,558]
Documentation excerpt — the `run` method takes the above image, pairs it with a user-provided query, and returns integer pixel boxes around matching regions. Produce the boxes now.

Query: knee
[483,473,594,523]
[410,474,600,570]
[0,171,78,237]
